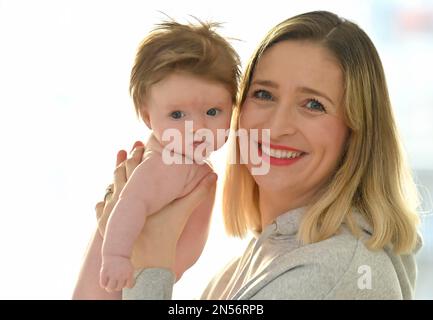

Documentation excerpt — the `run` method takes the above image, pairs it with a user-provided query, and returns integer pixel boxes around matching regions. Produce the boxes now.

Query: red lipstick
[258,142,307,166]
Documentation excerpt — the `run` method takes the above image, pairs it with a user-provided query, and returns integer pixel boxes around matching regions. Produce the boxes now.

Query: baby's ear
[140,106,152,129]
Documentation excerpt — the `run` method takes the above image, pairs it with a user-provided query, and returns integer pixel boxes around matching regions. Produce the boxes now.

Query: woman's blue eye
[170,111,186,119]
[253,89,273,101]
[206,108,220,116]
[305,99,326,112]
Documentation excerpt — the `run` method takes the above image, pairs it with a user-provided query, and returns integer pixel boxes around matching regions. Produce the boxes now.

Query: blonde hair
[223,11,420,254]
[129,18,241,121]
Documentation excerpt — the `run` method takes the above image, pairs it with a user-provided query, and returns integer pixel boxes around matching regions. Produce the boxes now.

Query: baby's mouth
[193,141,204,147]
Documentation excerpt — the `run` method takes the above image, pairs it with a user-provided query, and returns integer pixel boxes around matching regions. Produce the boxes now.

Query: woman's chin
[254,176,297,193]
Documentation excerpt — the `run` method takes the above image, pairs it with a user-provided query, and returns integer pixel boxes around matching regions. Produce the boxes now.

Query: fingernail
[116,150,127,165]
[130,141,144,153]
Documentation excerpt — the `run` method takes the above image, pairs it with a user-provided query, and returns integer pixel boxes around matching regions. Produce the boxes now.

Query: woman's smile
[258,141,308,166]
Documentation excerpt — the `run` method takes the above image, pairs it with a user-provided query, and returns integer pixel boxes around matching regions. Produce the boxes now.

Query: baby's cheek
[206,127,224,151]
[211,134,226,151]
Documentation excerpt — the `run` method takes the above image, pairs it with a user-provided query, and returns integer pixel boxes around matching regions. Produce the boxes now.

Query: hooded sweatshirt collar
[252,206,306,240]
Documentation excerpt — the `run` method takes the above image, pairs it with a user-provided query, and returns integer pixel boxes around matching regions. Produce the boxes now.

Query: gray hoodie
[123,207,423,300]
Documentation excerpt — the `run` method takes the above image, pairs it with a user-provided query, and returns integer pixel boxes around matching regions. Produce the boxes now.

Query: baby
[99,20,240,292]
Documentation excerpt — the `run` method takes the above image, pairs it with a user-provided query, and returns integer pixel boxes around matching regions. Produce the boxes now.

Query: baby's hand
[100,255,134,292]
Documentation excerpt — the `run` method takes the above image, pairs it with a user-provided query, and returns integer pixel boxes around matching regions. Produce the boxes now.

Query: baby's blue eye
[305,99,326,112]
[206,108,220,116]
[170,111,186,119]
[253,89,273,101]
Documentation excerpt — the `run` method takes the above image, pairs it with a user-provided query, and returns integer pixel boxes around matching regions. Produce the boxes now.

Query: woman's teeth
[261,144,303,159]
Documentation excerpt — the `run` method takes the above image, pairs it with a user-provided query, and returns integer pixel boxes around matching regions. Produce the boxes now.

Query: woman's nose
[267,104,297,138]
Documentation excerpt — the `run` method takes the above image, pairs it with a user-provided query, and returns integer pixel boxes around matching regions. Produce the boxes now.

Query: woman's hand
[95,141,217,274]
[131,171,217,271]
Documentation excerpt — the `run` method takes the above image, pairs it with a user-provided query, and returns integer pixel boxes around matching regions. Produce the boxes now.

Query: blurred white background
[0,0,432,299]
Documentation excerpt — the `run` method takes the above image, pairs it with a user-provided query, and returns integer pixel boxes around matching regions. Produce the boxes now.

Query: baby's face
[142,72,233,160]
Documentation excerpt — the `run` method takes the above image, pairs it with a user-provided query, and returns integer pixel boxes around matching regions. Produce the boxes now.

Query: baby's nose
[193,119,205,131]
[192,118,205,131]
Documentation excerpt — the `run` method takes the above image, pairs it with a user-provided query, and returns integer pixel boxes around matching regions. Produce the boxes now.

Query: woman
[74,11,422,299]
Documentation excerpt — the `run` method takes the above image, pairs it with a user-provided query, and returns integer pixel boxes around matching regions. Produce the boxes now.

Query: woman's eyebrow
[297,86,335,105]
[251,79,279,89]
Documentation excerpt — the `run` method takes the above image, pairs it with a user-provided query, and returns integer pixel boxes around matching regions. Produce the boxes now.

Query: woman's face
[240,40,348,202]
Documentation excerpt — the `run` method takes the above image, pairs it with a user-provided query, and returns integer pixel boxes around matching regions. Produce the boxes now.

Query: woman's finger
[113,162,127,195]
[103,183,114,202]
[130,141,145,154]
[95,201,105,220]
[126,146,145,179]
[116,150,127,167]
[114,150,127,195]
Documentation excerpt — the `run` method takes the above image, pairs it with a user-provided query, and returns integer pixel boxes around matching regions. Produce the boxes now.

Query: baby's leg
[72,228,121,300]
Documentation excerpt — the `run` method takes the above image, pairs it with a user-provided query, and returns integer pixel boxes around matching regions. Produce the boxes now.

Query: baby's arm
[100,151,191,291]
